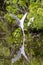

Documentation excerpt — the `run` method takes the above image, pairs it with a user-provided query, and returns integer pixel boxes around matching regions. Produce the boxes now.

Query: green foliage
[27,1,43,30]
[0,0,43,65]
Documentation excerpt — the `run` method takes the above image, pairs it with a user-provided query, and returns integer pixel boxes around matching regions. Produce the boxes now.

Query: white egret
[10,12,27,31]
[27,17,34,26]
[10,12,30,63]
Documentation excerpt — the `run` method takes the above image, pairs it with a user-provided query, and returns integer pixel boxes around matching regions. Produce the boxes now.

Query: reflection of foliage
[0,0,6,12]
[0,0,43,65]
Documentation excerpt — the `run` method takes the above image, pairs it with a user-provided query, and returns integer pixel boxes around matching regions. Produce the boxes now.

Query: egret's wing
[22,51,30,62]
[10,14,20,21]
[21,12,27,23]
[20,12,27,31]
[12,50,21,63]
